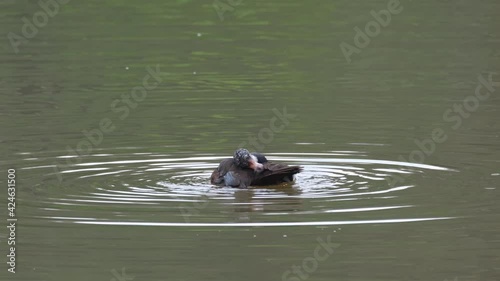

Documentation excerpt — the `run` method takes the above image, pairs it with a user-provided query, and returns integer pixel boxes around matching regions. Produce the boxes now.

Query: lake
[1,0,499,280]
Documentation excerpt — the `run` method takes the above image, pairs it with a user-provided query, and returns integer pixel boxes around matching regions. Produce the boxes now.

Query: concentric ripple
[18,148,457,227]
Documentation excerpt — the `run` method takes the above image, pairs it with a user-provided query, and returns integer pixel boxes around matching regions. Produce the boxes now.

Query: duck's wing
[251,163,302,186]
[210,159,254,188]
[210,158,233,185]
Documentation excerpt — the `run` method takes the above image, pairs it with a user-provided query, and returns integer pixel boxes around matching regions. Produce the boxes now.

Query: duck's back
[251,162,302,186]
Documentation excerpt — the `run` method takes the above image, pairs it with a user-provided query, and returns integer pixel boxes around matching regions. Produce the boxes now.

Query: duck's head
[233,148,264,172]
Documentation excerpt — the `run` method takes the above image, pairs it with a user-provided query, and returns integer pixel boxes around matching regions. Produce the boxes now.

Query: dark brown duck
[210,149,302,188]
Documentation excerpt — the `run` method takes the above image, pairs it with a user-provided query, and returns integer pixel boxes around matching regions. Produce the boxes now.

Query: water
[1,0,500,280]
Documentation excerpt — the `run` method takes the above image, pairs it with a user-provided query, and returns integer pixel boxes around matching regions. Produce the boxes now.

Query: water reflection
[19,147,457,227]
[72,217,454,227]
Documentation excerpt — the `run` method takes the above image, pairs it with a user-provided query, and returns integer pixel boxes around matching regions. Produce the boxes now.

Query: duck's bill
[249,159,264,173]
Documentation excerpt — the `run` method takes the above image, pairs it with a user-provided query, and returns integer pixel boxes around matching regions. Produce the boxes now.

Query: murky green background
[1,0,499,280]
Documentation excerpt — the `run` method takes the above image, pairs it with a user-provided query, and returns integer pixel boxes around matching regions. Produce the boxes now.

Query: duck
[210,148,302,188]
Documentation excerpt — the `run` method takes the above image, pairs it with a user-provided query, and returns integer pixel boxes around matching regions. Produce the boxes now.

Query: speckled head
[233,148,264,172]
